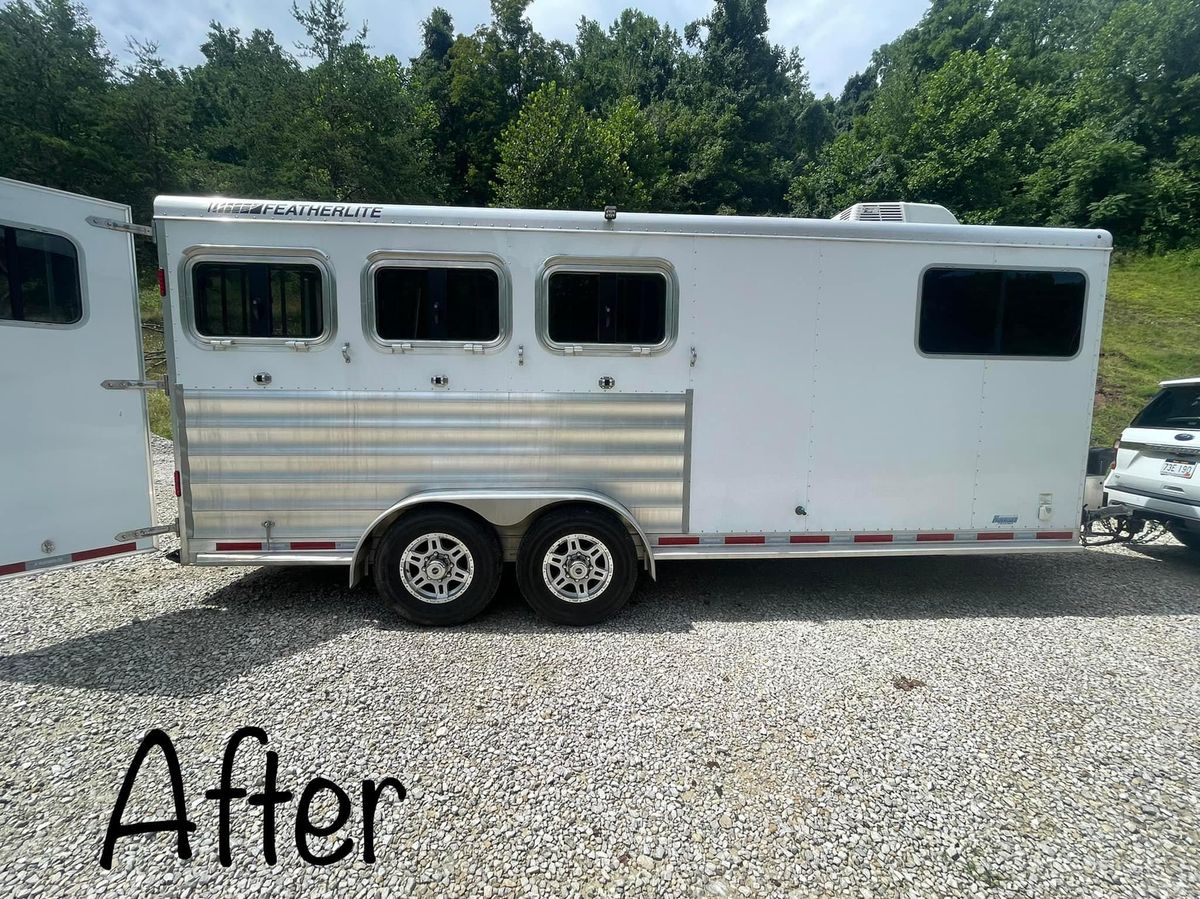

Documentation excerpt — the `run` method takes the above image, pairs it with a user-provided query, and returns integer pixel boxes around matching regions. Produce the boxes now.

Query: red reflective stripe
[977,532,1015,541]
[917,533,955,542]
[290,541,336,550]
[173,470,181,498]
[790,535,830,544]
[0,561,27,576]
[854,534,893,543]
[1037,531,1074,540]
[658,536,699,546]
[157,268,166,296]
[216,542,262,551]
[71,543,136,563]
[725,535,765,545]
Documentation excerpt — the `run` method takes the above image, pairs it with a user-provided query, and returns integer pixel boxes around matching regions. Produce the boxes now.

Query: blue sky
[86,0,929,97]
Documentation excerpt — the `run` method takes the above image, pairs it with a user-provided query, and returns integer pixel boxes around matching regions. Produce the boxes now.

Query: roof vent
[833,202,958,225]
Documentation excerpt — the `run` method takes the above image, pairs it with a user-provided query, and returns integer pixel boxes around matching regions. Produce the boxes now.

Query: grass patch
[139,284,172,439]
[1094,250,1200,445]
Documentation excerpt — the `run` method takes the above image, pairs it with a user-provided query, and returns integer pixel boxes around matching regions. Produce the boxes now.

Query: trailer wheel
[516,507,639,625]
[374,509,502,626]
[1169,526,1200,552]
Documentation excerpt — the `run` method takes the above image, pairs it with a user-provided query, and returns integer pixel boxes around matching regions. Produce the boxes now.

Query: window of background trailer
[547,271,667,345]
[0,226,82,325]
[373,266,501,342]
[191,261,324,338]
[918,268,1086,357]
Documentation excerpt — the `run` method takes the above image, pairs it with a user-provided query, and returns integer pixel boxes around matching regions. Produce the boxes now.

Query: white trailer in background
[0,178,1112,624]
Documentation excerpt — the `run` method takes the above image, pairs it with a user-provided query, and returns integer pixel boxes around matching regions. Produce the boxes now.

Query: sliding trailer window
[0,225,83,327]
[185,250,332,348]
[538,257,677,356]
[364,252,510,353]
[918,267,1086,358]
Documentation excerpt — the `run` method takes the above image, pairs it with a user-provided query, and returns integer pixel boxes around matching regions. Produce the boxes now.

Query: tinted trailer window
[548,271,666,346]
[192,261,324,339]
[374,266,500,342]
[919,268,1086,357]
[0,225,82,325]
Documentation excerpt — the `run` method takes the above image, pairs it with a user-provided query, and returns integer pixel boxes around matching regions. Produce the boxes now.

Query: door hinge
[101,378,166,391]
[115,519,178,542]
[285,340,313,352]
[463,343,485,354]
[86,215,154,240]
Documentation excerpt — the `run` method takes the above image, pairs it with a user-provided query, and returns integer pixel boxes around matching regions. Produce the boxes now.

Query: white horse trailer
[0,178,1112,624]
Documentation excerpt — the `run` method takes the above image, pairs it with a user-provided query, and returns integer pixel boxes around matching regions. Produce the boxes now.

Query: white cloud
[86,0,928,94]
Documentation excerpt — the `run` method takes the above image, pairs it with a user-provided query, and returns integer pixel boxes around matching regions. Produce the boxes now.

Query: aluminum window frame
[362,250,512,355]
[536,256,679,357]
[0,219,88,331]
[179,245,336,351]
[914,263,1090,362]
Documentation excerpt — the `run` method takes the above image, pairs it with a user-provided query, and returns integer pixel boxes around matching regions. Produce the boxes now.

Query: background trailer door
[0,178,158,579]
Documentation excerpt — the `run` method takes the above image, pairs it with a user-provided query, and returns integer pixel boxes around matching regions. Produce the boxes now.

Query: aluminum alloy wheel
[542,533,614,603]
[399,532,474,604]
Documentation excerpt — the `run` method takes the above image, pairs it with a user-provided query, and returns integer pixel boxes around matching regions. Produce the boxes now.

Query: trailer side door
[0,178,157,579]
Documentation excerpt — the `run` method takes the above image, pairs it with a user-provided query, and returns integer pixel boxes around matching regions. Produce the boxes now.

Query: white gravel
[0,436,1197,897]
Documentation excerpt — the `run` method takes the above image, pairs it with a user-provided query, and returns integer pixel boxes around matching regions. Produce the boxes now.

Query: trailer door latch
[86,215,154,240]
[101,378,166,391]
[115,519,179,542]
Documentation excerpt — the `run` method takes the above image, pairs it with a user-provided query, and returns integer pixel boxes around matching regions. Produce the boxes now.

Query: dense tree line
[1,0,1196,249]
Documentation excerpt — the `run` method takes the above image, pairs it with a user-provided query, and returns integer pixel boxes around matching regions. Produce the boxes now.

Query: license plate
[1161,460,1196,478]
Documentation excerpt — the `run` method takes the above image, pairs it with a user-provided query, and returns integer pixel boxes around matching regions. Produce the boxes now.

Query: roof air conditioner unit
[833,202,958,225]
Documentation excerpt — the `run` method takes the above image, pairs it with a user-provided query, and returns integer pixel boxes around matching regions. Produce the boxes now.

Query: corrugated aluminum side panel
[181,390,689,539]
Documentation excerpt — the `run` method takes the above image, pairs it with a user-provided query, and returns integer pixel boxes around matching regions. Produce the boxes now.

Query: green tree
[493,82,647,210]
[905,49,1053,223]
[285,0,440,202]
[571,10,682,112]
[443,0,567,202]
[660,0,815,213]
[103,42,193,221]
[411,8,461,200]
[183,24,305,195]
[1024,123,1148,235]
[1143,136,1200,249]
[0,0,113,193]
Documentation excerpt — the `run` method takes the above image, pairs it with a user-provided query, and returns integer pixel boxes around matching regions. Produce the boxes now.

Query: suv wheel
[1169,525,1200,553]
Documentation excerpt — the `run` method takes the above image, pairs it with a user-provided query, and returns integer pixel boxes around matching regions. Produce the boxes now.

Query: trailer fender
[349,488,656,587]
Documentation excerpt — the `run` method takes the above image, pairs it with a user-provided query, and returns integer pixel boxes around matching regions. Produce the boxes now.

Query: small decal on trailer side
[207,201,383,219]
[992,515,1019,525]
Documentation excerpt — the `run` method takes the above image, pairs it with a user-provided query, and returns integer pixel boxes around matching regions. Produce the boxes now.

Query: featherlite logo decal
[207,201,384,219]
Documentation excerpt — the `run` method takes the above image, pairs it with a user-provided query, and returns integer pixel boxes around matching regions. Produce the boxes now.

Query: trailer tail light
[157,268,166,296]
[1111,439,1119,471]
[173,470,181,497]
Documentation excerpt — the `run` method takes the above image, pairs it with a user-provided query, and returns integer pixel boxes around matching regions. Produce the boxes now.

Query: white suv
[1105,377,1200,551]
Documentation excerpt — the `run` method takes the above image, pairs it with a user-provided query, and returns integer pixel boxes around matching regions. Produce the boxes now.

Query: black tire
[1169,526,1200,552]
[374,508,502,626]
[516,506,640,625]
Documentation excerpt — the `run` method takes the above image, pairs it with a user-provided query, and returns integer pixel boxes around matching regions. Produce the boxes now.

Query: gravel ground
[0,436,1197,898]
